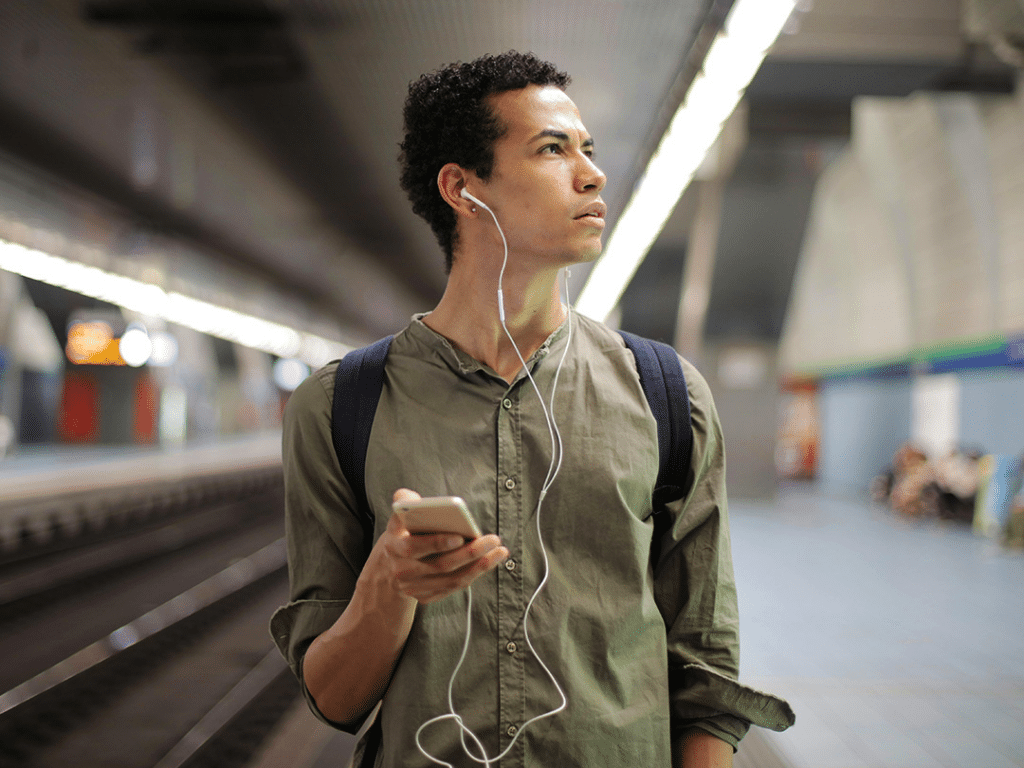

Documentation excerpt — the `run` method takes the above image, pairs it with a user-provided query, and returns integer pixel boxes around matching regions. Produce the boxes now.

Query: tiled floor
[731,486,1024,768]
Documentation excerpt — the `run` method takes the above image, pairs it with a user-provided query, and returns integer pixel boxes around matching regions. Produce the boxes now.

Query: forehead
[488,85,588,139]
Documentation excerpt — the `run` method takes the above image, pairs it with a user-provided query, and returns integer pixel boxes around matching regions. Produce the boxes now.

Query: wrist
[355,542,418,619]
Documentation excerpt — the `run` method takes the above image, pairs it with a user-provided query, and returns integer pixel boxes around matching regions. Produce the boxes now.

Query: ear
[438,163,478,217]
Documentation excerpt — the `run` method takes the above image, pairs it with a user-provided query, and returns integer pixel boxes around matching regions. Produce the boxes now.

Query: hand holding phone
[391,496,482,540]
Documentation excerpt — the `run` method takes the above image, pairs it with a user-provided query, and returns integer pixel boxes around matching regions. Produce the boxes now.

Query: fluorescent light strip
[575,0,798,321]
[0,238,351,367]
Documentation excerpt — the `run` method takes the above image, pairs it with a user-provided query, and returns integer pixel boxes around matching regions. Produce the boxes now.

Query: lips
[574,201,607,221]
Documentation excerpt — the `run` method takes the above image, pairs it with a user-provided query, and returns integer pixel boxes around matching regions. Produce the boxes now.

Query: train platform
[250,486,1024,768]
[732,487,1024,768]
[0,433,281,507]
[0,432,281,493]
[0,432,282,551]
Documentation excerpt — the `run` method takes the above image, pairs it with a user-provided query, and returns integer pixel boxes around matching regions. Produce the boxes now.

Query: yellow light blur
[575,0,798,322]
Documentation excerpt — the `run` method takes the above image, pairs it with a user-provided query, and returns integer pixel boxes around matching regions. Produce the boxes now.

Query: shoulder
[286,325,407,418]
[284,361,339,427]
[577,316,713,403]
[677,355,714,413]
[572,312,632,353]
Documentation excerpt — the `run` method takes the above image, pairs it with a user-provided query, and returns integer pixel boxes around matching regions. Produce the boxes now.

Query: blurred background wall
[780,82,1024,494]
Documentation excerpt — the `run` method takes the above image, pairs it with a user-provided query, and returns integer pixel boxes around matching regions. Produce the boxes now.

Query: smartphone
[392,496,482,540]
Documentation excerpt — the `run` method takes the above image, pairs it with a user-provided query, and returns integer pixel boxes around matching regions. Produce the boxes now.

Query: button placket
[495,381,524,763]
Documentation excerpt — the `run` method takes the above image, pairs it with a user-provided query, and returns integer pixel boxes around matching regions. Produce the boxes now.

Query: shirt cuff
[270,598,372,733]
[670,662,795,745]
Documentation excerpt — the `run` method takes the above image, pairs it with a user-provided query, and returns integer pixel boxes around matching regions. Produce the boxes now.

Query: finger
[385,488,421,553]
[399,545,510,602]
[416,538,469,561]
[420,534,504,572]
[386,508,408,537]
[473,544,510,575]
[405,554,507,603]
[391,531,464,562]
[392,487,421,504]
[390,536,468,579]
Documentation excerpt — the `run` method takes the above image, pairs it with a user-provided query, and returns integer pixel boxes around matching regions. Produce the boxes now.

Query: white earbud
[461,187,490,211]
[461,187,505,320]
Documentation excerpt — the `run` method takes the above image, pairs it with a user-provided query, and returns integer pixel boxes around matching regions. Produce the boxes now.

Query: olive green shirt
[271,313,793,767]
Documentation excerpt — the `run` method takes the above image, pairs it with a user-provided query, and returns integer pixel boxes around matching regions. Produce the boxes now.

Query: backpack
[330,329,693,558]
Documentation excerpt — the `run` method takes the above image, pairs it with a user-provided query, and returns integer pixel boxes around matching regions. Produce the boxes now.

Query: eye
[540,143,560,155]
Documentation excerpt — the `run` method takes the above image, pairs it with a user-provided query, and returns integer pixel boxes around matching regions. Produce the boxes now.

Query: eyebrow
[530,129,595,149]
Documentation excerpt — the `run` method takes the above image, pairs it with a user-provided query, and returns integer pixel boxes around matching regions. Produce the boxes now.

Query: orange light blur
[66,321,126,365]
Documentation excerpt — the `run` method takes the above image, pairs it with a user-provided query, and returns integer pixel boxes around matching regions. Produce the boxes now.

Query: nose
[576,154,607,194]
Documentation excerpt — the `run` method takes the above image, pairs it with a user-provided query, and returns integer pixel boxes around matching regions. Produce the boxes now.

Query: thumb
[392,487,422,504]
[388,488,422,535]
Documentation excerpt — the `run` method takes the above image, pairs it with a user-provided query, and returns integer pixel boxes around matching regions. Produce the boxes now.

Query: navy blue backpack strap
[331,335,394,553]
[618,331,693,566]
[617,330,693,497]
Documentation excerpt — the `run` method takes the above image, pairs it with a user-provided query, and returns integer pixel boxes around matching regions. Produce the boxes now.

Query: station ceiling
[0,0,1018,348]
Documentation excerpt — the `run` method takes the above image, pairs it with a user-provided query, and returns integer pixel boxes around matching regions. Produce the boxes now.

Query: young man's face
[473,84,607,268]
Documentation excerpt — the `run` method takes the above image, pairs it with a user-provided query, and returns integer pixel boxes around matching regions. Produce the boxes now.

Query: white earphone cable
[415,199,571,767]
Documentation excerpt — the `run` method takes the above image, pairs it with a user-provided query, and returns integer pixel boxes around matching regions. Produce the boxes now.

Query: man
[271,51,792,767]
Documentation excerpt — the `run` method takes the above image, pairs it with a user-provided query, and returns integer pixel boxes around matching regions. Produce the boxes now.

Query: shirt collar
[407,311,572,381]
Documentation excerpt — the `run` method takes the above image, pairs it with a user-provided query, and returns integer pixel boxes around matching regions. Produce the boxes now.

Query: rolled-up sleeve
[268,363,371,731]
[653,359,795,749]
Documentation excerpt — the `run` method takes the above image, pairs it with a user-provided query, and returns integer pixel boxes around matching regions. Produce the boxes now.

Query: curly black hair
[399,51,571,273]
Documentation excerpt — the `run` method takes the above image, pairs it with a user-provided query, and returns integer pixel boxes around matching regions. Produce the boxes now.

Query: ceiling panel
[772,0,964,61]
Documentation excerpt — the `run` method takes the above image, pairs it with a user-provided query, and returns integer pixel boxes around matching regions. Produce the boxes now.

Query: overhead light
[149,332,179,367]
[273,357,311,392]
[575,0,798,322]
[119,324,153,367]
[160,386,187,445]
[0,238,350,368]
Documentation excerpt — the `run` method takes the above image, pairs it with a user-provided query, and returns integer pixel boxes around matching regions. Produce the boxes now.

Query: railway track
[0,471,307,768]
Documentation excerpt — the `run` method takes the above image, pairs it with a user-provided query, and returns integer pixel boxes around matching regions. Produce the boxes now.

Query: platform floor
[733,487,1024,768]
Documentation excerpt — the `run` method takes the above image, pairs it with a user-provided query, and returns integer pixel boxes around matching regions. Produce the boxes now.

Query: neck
[424,256,568,383]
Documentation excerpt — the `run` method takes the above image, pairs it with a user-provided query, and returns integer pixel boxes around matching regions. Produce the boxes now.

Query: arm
[655,359,793,748]
[655,360,744,744]
[270,368,508,729]
[302,488,508,726]
[673,732,733,768]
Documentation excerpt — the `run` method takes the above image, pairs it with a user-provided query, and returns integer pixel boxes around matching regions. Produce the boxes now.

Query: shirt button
[502,398,513,409]
[504,558,517,572]
[506,641,517,654]
[506,724,518,737]
[505,477,516,490]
